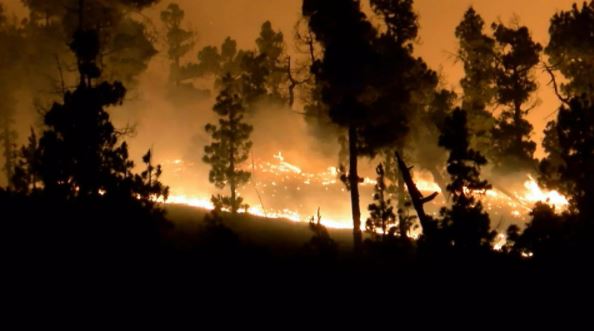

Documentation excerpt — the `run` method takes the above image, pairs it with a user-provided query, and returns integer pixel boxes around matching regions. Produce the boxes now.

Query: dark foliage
[455,7,497,154]
[366,163,397,240]
[437,109,495,253]
[203,74,253,213]
[490,23,541,173]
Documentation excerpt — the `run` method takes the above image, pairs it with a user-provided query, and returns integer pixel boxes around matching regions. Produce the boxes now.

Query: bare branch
[543,63,570,106]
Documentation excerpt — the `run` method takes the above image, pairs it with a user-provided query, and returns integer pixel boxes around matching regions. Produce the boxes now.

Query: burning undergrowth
[159,149,569,235]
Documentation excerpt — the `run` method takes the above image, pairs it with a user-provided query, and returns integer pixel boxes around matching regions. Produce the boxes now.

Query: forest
[1,0,594,290]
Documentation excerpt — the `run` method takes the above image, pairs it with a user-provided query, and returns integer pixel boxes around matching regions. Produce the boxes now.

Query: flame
[165,193,353,230]
[160,152,570,246]
[517,175,569,210]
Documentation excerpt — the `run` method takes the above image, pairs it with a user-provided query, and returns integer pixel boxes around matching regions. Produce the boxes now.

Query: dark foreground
[2,195,592,309]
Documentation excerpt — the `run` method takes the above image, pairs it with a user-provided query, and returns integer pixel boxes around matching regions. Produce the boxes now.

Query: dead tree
[395,152,439,236]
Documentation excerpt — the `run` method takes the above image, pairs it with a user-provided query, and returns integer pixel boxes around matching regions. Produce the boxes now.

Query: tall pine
[203,74,253,214]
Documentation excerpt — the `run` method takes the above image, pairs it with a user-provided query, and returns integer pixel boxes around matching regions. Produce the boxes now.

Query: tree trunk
[396,152,438,237]
[397,149,407,240]
[229,116,237,214]
[348,126,362,250]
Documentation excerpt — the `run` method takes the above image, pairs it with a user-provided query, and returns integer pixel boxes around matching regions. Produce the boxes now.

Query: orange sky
[3,0,580,154]
[145,0,577,155]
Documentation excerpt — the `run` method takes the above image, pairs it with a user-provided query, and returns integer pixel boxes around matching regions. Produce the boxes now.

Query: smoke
[1,0,576,226]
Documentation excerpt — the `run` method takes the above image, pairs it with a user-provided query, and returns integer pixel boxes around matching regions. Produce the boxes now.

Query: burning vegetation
[1,0,593,282]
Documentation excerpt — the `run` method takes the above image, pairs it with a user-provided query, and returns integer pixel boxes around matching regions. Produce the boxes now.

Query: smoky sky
[2,0,579,158]
[1,0,575,224]
[144,0,575,156]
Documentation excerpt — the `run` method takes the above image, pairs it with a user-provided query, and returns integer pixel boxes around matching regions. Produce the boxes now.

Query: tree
[0,8,23,188]
[304,0,425,250]
[203,74,253,214]
[540,97,594,222]
[161,2,195,86]
[193,21,289,105]
[438,108,494,252]
[490,23,542,173]
[366,163,397,240]
[370,0,417,49]
[455,7,497,154]
[303,0,379,249]
[546,1,594,99]
[20,0,159,88]
[255,21,288,101]
[33,0,168,210]
[12,129,42,194]
[507,202,570,261]
[305,208,338,259]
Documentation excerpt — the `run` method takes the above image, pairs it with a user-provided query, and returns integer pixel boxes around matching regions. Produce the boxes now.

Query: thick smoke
[0,0,575,226]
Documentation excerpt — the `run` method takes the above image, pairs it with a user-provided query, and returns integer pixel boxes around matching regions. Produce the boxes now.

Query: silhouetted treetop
[438,108,494,252]
[546,1,594,98]
[21,0,158,87]
[455,7,497,155]
[370,0,418,49]
[161,2,195,86]
[490,22,541,173]
[540,96,594,219]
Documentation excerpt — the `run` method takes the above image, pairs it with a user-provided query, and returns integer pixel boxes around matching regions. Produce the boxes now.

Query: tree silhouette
[370,0,417,49]
[304,0,425,250]
[540,97,594,223]
[438,108,494,252]
[0,9,23,188]
[255,21,288,101]
[507,202,570,261]
[366,163,397,240]
[303,0,377,249]
[490,22,541,173]
[546,1,594,99]
[32,0,168,210]
[305,208,338,259]
[161,2,195,87]
[203,74,253,214]
[455,7,497,155]
[192,21,288,105]
[12,129,42,194]
[21,0,159,88]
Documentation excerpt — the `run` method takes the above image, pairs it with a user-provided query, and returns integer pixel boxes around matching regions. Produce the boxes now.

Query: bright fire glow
[160,153,571,242]
[517,175,569,210]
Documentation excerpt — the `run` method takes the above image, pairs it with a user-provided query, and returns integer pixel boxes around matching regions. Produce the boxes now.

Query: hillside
[165,204,356,254]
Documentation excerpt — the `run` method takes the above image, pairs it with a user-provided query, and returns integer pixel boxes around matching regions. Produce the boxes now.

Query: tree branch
[543,64,570,106]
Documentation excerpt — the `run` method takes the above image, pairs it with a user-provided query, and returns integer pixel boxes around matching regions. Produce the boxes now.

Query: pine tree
[438,108,494,252]
[546,1,594,99]
[35,0,168,209]
[455,7,497,154]
[540,97,594,221]
[491,23,542,173]
[255,21,287,100]
[12,129,42,194]
[366,163,397,240]
[304,0,421,250]
[203,74,253,213]
[161,2,195,86]
[0,8,23,188]
[21,0,159,88]
[0,97,16,188]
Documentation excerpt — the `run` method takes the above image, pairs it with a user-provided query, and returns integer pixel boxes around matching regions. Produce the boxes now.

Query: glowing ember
[493,233,507,251]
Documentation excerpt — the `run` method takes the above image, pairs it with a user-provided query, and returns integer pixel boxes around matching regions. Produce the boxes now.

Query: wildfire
[516,175,569,210]
[160,153,571,238]
[165,193,353,229]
